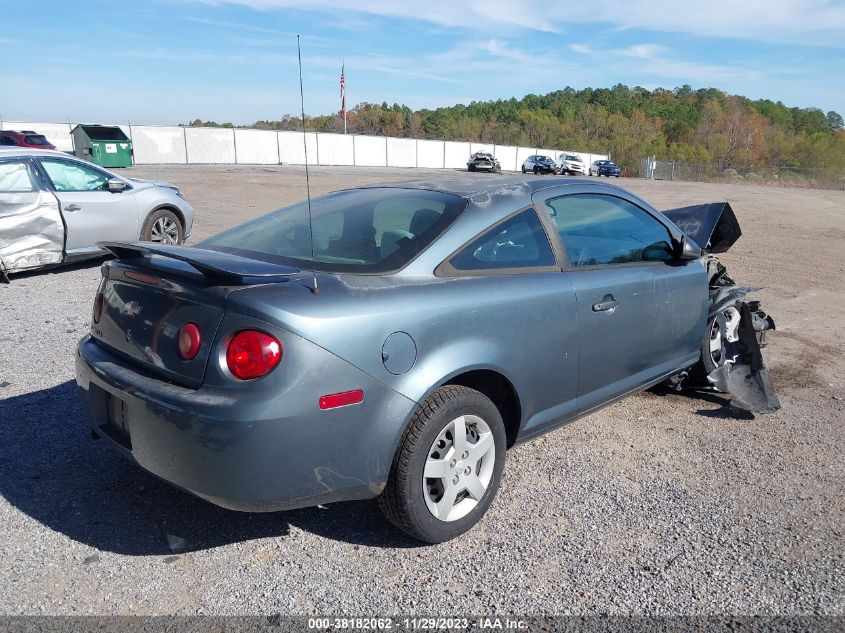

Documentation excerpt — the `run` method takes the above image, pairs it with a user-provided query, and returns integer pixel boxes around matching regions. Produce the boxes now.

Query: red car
[0,130,56,150]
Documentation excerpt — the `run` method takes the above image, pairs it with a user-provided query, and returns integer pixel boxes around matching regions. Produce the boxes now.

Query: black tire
[533,166,539,174]
[521,165,526,173]
[140,208,184,245]
[379,385,506,543]
[468,164,476,172]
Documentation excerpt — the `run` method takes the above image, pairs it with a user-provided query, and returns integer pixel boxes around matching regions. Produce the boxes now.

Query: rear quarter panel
[225,271,580,441]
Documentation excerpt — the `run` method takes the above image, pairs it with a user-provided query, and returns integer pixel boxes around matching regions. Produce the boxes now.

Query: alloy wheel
[708,318,723,366]
[151,217,180,244]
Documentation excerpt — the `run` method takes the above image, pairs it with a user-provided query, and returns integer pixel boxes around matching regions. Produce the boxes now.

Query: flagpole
[341,59,347,135]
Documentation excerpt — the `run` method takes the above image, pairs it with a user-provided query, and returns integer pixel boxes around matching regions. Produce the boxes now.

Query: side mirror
[107,178,128,193]
[675,235,702,261]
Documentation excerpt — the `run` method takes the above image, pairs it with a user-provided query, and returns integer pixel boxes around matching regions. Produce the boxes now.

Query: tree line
[187,84,845,177]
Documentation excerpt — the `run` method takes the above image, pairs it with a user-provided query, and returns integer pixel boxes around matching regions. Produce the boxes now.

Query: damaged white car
[0,149,193,279]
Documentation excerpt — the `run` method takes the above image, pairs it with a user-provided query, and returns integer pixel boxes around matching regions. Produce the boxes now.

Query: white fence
[0,120,608,171]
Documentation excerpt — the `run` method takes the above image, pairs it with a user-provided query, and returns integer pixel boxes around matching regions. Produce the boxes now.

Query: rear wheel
[379,385,506,543]
[521,165,526,173]
[141,209,183,245]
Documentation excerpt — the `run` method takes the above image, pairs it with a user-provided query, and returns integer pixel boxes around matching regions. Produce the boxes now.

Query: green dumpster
[71,124,133,168]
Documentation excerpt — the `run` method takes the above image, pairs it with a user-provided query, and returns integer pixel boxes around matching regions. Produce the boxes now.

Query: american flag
[340,63,346,119]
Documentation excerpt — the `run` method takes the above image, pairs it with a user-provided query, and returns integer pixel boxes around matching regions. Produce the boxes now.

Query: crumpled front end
[702,257,780,414]
[664,202,780,415]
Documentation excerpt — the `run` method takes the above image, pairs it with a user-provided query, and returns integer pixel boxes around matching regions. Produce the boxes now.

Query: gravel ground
[0,166,842,616]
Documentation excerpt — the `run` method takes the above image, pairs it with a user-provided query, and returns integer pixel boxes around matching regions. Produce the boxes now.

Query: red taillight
[92,292,104,324]
[125,270,160,285]
[226,330,282,380]
[178,323,202,360]
[319,389,364,410]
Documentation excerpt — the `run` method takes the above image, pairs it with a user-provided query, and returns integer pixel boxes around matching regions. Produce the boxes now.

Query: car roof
[0,148,70,158]
[353,174,627,200]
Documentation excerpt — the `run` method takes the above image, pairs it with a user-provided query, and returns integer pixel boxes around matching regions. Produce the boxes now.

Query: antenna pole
[297,35,319,294]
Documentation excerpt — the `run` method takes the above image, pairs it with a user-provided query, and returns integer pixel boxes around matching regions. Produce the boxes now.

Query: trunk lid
[90,242,300,386]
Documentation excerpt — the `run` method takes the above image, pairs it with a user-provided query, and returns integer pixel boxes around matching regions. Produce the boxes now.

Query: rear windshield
[24,135,50,145]
[200,187,466,273]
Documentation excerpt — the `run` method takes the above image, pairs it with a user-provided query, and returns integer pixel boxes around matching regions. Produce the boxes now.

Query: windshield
[200,187,467,274]
[565,155,580,161]
[24,135,50,145]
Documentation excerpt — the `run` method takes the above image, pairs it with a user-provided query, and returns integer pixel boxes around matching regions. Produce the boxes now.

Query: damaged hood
[663,202,742,253]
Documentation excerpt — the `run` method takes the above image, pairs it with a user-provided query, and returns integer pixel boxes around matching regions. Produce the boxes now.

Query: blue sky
[2,0,844,125]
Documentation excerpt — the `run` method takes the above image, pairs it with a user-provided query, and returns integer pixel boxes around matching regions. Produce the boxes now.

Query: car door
[0,157,65,273]
[535,188,707,414]
[36,157,139,255]
[435,206,580,439]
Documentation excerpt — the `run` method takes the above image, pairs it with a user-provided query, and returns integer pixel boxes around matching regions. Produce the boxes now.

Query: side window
[39,158,109,192]
[373,196,446,257]
[0,160,38,193]
[448,209,556,272]
[0,136,19,146]
[545,194,674,267]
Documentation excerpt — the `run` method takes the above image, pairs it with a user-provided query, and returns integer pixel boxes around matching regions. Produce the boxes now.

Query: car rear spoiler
[98,241,300,284]
[662,202,742,254]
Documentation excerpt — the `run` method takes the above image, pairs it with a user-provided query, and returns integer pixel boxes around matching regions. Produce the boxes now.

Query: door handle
[592,295,620,312]
[64,204,82,212]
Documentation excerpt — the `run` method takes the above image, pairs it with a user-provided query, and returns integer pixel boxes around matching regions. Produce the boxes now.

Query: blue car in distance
[75,176,777,542]
[590,159,621,177]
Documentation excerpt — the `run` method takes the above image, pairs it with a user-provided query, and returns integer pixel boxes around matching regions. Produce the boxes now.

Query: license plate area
[100,393,132,450]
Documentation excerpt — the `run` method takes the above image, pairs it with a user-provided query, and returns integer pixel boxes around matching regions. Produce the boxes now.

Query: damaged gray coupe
[75,176,778,543]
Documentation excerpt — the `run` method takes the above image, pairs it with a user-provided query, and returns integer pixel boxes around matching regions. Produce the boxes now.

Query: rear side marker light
[226,330,282,380]
[178,323,202,360]
[125,270,160,285]
[92,292,105,324]
[319,389,364,410]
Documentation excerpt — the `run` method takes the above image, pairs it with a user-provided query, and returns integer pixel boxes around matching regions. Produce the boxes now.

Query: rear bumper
[75,332,417,512]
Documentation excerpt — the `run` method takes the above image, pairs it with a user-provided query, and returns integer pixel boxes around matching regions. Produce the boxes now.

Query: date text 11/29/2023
[307,617,528,630]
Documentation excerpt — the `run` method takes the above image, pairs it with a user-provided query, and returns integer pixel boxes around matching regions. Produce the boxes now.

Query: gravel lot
[0,166,842,616]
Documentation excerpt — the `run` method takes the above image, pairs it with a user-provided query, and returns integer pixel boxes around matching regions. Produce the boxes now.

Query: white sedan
[0,149,193,276]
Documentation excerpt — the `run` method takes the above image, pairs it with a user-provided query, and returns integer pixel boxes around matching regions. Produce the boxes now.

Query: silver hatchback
[0,149,193,275]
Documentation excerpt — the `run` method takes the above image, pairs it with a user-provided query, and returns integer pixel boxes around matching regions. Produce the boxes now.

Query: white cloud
[620,44,668,59]
[197,0,845,45]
